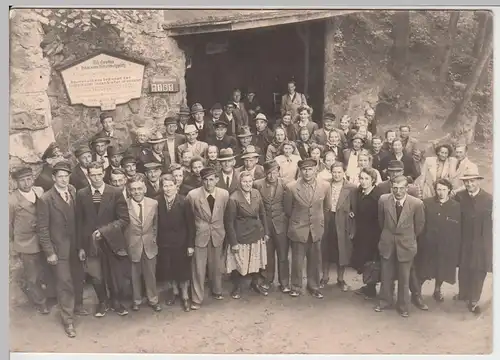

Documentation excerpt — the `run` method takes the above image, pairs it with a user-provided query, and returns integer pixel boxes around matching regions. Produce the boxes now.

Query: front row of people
[9,154,492,338]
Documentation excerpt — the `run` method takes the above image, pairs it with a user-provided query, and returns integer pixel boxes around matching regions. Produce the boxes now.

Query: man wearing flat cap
[284,158,332,299]
[9,166,50,314]
[34,142,65,191]
[70,145,93,191]
[104,145,124,185]
[453,171,492,314]
[139,132,171,175]
[185,167,230,310]
[254,160,290,293]
[188,103,213,142]
[37,161,89,338]
[163,116,186,165]
[90,136,111,170]
[206,119,238,152]
[177,124,209,161]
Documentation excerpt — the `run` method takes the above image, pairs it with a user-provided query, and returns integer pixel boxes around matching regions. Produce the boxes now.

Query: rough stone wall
[10,9,186,171]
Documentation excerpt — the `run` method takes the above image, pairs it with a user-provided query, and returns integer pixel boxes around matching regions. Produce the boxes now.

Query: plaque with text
[59,52,146,110]
[149,76,180,93]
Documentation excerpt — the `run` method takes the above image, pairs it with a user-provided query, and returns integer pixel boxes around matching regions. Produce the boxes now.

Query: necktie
[63,191,69,204]
[456,160,461,171]
[93,189,101,212]
[207,194,215,213]
[138,202,143,224]
[396,201,403,222]
[225,175,230,189]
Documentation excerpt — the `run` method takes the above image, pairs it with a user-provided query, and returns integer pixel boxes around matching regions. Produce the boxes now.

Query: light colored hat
[191,103,205,114]
[184,124,198,135]
[240,145,260,159]
[255,113,268,122]
[148,131,167,144]
[460,172,484,181]
[217,148,236,161]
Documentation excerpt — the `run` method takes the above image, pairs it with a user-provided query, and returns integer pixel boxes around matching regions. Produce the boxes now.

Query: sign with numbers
[149,76,180,93]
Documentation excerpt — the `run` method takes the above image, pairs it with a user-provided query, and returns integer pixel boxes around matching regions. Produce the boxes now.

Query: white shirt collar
[468,188,480,198]
[202,187,217,198]
[90,183,106,194]
[393,194,407,206]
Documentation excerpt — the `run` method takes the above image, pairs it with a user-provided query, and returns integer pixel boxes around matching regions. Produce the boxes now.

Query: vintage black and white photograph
[8,8,493,354]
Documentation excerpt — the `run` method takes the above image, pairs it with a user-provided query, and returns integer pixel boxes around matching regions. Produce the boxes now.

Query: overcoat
[70,165,91,191]
[416,156,457,199]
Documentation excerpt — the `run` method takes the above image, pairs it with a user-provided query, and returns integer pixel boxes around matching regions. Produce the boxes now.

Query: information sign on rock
[149,76,180,93]
[58,51,146,110]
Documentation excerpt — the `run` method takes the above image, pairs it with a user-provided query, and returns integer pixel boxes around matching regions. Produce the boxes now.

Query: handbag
[362,260,381,285]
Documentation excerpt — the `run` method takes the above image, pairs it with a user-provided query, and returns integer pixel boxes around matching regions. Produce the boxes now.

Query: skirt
[225,239,267,276]
[322,212,339,264]
[156,247,191,283]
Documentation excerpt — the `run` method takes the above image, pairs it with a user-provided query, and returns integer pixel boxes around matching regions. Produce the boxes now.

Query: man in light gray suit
[186,167,230,310]
[125,174,161,313]
[375,175,425,317]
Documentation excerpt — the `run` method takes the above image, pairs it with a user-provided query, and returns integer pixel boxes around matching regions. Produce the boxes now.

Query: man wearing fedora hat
[236,145,265,181]
[139,131,170,175]
[125,127,151,166]
[185,167,230,309]
[206,119,238,152]
[90,136,111,170]
[188,102,213,142]
[254,113,273,155]
[70,145,93,191]
[284,158,331,299]
[216,148,240,194]
[207,103,224,125]
[235,126,263,167]
[176,104,191,135]
[254,160,291,293]
[220,101,238,137]
[453,171,492,314]
[450,144,479,194]
[10,166,50,314]
[37,161,89,337]
[104,145,124,185]
[177,124,209,161]
[163,116,186,165]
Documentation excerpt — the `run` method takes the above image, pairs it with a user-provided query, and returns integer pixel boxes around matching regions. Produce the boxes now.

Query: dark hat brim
[459,175,484,180]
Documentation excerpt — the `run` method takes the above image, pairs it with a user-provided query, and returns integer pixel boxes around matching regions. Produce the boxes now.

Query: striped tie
[93,189,101,212]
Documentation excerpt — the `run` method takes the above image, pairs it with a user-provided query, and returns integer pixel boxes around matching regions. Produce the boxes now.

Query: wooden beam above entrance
[162,9,359,36]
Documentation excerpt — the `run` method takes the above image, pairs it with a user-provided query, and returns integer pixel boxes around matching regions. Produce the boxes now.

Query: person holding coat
[254,160,290,293]
[226,171,270,299]
[351,168,382,300]
[284,158,332,299]
[125,175,162,313]
[415,179,461,302]
[156,174,193,312]
[320,162,356,291]
[454,171,492,314]
[374,175,425,317]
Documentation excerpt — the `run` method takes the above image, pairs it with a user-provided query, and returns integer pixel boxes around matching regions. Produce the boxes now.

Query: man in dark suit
[220,102,239,137]
[375,175,425,317]
[236,145,265,181]
[206,120,238,152]
[163,116,186,166]
[90,136,111,170]
[370,135,389,176]
[216,148,240,195]
[34,142,65,191]
[230,88,249,129]
[104,145,124,185]
[70,145,93,191]
[185,167,230,310]
[176,104,191,135]
[253,113,273,156]
[37,161,89,338]
[75,161,130,318]
[183,156,204,190]
[139,132,170,175]
[205,103,224,128]
[189,103,213,142]
[9,166,49,314]
[144,162,163,198]
[91,112,118,146]
[254,160,290,293]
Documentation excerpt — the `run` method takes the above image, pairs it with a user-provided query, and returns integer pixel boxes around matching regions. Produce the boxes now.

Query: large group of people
[9,81,492,339]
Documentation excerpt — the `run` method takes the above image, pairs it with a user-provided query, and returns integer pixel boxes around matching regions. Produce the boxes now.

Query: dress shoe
[190,302,201,310]
[114,304,129,316]
[251,283,269,296]
[182,299,191,312]
[94,303,108,318]
[36,304,50,315]
[280,285,291,293]
[336,280,350,292]
[308,288,324,299]
[74,305,90,316]
[433,290,444,302]
[231,287,242,299]
[260,281,271,291]
[469,302,481,314]
[150,303,162,312]
[411,295,429,311]
[131,303,140,311]
[64,324,76,338]
[319,278,329,289]
[399,310,410,318]
[212,293,224,300]
[289,290,300,297]
[374,303,393,312]
[165,291,176,306]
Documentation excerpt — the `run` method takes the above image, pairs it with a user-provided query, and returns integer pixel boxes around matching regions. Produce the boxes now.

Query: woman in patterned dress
[226,171,270,299]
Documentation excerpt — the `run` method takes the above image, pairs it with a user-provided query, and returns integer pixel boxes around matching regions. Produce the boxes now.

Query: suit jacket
[231,102,249,129]
[185,187,230,248]
[402,136,419,157]
[183,173,202,190]
[284,178,332,243]
[217,169,240,194]
[226,189,269,246]
[280,92,307,120]
[104,166,121,185]
[124,197,158,262]
[451,157,479,193]
[371,150,390,176]
[375,180,421,198]
[417,156,458,199]
[9,186,44,254]
[75,184,129,256]
[293,122,319,140]
[188,119,214,142]
[254,178,288,235]
[163,134,186,164]
[145,180,161,199]
[177,141,209,161]
[156,194,192,249]
[379,153,419,180]
[37,185,77,260]
[92,152,109,169]
[206,134,238,152]
[377,194,425,262]
[139,149,171,175]
[219,113,239,137]
[70,165,91,191]
[235,164,265,181]
[34,163,55,191]
[254,128,274,155]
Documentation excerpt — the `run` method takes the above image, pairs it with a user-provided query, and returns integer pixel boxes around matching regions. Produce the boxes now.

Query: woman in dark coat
[379,139,419,180]
[351,168,382,299]
[225,171,270,299]
[416,178,461,302]
[156,174,193,312]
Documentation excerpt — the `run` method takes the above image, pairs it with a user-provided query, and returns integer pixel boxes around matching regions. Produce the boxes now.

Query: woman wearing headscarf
[226,171,270,299]
[416,144,457,199]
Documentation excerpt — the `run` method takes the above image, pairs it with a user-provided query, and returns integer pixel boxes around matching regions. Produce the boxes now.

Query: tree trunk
[438,11,460,91]
[389,11,410,79]
[477,54,492,90]
[472,11,488,57]
[442,32,493,133]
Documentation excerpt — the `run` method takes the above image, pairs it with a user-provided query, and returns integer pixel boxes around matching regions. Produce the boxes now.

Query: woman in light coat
[416,144,457,199]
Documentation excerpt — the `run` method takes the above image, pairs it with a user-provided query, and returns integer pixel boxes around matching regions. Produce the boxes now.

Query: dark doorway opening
[176,20,326,124]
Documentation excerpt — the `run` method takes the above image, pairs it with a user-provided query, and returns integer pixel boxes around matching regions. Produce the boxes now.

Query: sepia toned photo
[9,8,493,354]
